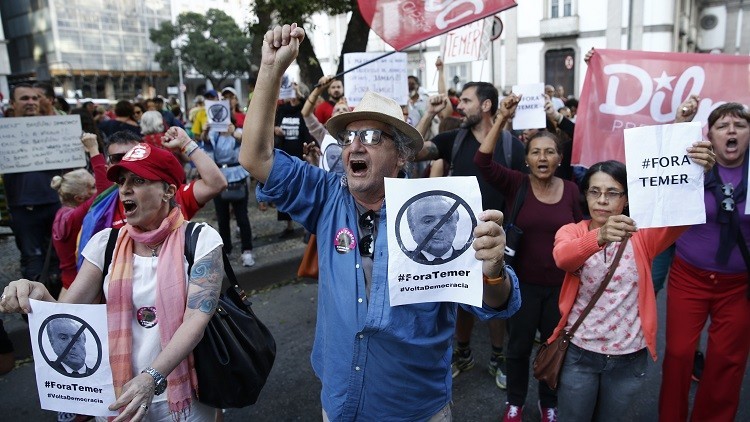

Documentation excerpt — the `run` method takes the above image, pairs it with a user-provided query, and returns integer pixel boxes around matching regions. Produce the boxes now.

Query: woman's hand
[687,140,716,173]
[473,210,506,279]
[544,94,562,123]
[498,93,520,121]
[597,215,637,246]
[0,280,54,313]
[302,142,320,166]
[675,94,700,123]
[81,132,100,156]
[162,126,192,152]
[109,372,156,422]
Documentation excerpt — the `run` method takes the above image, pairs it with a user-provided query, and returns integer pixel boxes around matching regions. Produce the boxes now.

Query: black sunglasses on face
[359,210,376,258]
[107,153,126,165]
[337,129,394,147]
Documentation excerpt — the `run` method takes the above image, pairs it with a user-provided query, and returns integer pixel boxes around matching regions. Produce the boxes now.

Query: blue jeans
[558,343,648,421]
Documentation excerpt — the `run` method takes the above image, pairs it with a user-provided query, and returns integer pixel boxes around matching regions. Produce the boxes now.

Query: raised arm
[415,94,448,139]
[239,24,306,184]
[163,126,227,205]
[435,57,453,120]
[303,75,332,118]
[478,93,519,155]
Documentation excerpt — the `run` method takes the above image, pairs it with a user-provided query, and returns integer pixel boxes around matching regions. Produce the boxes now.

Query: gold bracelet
[483,266,506,285]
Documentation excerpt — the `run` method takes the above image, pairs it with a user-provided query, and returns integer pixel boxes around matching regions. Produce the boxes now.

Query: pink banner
[573,49,750,168]
[358,0,517,51]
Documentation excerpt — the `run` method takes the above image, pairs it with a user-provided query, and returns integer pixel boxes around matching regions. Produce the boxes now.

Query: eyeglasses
[359,210,376,258]
[721,183,735,212]
[585,189,626,201]
[337,129,393,147]
[107,153,125,165]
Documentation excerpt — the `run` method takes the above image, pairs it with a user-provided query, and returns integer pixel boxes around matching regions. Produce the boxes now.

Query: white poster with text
[0,116,85,174]
[205,100,231,132]
[344,52,408,107]
[624,122,705,228]
[511,83,546,130]
[28,299,117,417]
[385,177,483,307]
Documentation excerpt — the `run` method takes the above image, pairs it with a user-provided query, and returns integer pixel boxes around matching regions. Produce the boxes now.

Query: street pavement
[0,185,748,420]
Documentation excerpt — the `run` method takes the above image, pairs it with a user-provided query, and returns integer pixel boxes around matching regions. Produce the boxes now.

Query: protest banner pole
[314,50,397,88]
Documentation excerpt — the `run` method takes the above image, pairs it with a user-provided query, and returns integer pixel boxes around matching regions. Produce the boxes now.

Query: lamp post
[171,37,187,112]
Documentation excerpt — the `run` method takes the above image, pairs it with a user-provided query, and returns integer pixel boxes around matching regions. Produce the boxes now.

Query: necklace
[146,242,163,257]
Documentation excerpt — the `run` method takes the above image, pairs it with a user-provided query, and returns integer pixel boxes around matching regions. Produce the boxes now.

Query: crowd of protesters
[0,24,746,422]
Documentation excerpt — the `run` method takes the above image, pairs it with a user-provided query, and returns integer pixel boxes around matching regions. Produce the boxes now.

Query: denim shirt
[257,150,521,421]
[202,131,249,183]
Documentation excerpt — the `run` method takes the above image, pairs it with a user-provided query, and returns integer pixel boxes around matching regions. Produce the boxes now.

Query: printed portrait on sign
[396,192,476,265]
[39,315,102,378]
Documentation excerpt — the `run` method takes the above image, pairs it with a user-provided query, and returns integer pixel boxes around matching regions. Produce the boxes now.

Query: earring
[525,163,529,167]
[163,197,169,203]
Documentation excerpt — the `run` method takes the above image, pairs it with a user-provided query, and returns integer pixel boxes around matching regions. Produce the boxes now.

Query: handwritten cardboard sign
[0,115,85,174]
[511,83,546,130]
[28,299,117,417]
[624,122,706,228]
[442,19,489,64]
[385,176,483,307]
[343,52,408,107]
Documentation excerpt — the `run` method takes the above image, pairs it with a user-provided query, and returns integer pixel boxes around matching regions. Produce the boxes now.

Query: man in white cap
[240,24,520,421]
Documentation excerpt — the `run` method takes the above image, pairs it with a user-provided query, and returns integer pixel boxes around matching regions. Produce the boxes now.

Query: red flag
[358,0,517,51]
[573,49,750,168]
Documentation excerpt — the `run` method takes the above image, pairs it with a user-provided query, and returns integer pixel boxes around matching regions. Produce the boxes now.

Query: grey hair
[389,124,415,174]
[140,111,164,135]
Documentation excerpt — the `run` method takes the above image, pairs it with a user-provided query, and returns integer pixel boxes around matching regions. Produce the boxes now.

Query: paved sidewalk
[0,181,308,358]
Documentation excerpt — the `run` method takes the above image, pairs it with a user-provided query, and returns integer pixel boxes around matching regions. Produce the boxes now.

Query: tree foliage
[150,9,251,88]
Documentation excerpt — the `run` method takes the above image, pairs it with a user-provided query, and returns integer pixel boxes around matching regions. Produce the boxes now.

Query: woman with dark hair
[474,95,582,422]
[659,101,750,422]
[98,100,141,140]
[551,148,714,420]
[70,107,106,153]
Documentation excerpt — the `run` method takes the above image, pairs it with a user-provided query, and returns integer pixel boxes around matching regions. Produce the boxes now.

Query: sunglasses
[585,189,626,201]
[337,129,393,147]
[359,210,376,258]
[721,183,735,212]
[107,153,126,165]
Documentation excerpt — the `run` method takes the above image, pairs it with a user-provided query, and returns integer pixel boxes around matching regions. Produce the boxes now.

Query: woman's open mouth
[122,200,137,215]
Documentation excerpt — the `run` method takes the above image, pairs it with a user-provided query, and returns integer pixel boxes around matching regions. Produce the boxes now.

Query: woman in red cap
[1,143,223,421]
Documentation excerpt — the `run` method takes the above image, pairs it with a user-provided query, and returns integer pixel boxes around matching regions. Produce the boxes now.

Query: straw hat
[326,91,423,156]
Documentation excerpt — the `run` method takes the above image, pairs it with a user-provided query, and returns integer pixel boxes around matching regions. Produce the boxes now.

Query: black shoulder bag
[102,223,276,408]
[503,179,528,266]
[185,222,276,408]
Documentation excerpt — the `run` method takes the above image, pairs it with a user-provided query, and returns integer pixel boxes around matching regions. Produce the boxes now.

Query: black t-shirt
[0,320,13,354]
[432,128,526,211]
[3,170,61,207]
[275,102,314,159]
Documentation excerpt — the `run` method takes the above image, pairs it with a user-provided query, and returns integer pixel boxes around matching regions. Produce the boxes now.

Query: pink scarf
[107,207,197,418]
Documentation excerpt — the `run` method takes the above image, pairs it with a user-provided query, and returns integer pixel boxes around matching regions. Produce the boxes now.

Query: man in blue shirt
[240,24,521,421]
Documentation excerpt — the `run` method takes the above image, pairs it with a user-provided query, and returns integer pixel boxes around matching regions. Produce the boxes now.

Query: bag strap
[38,238,54,284]
[101,228,120,282]
[735,229,750,299]
[567,238,629,336]
[447,129,469,176]
[185,221,241,294]
[500,129,513,168]
[507,178,528,227]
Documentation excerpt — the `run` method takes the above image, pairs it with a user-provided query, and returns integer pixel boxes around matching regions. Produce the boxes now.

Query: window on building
[550,0,574,18]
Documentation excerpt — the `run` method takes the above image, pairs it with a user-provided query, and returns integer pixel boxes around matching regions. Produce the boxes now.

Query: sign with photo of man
[385,176,483,307]
[28,299,117,417]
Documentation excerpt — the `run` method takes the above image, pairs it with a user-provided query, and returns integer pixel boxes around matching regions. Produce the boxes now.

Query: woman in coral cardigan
[549,154,713,421]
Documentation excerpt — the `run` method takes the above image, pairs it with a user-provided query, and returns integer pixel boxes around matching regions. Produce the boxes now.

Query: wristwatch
[142,367,168,395]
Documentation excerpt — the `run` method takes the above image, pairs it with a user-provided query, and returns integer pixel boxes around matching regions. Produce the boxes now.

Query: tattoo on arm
[187,247,223,314]
[421,143,439,161]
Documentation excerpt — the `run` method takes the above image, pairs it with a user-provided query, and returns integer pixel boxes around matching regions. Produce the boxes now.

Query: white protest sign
[442,19,488,64]
[28,299,117,417]
[385,176,483,307]
[344,52,408,107]
[205,100,231,132]
[0,115,85,174]
[624,122,705,228]
[279,74,296,100]
[511,83,546,130]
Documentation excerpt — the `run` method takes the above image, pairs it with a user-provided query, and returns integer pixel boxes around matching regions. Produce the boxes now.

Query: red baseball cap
[106,143,185,187]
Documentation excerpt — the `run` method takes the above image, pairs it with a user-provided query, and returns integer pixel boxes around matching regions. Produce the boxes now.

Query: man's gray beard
[460,114,481,129]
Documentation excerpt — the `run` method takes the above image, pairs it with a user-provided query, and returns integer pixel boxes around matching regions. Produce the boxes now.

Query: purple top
[475,151,583,286]
[676,164,749,273]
